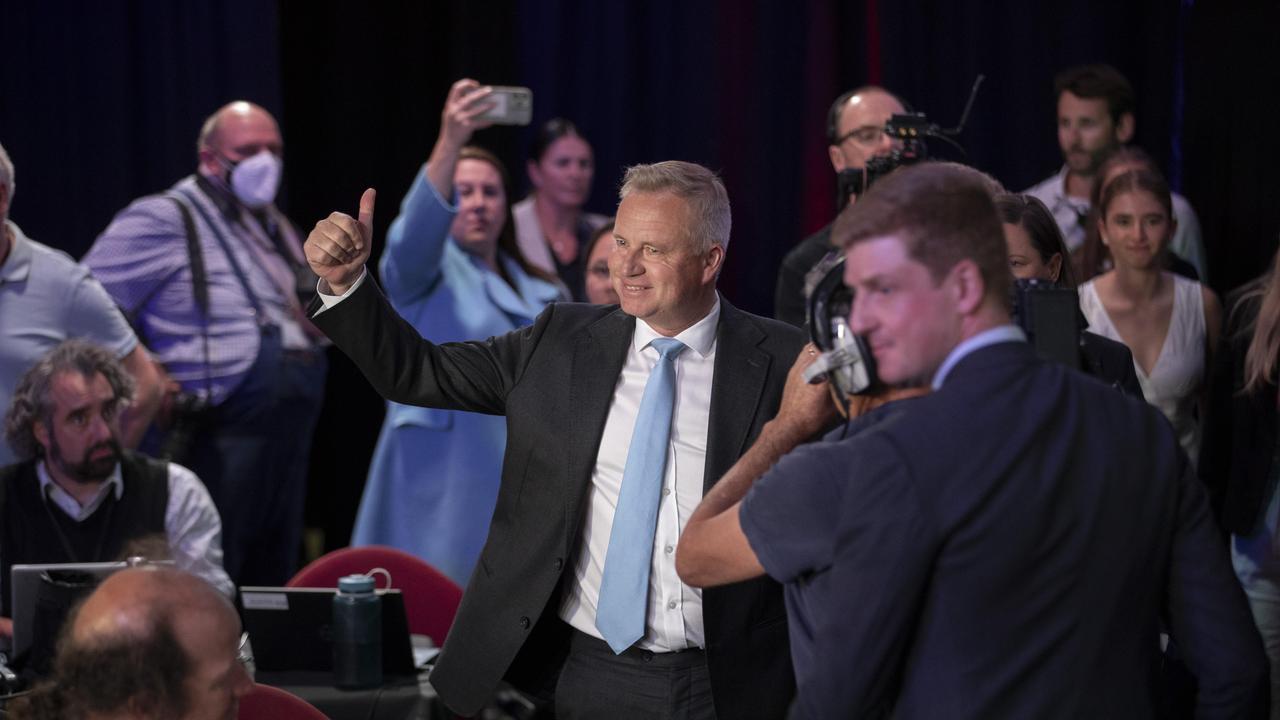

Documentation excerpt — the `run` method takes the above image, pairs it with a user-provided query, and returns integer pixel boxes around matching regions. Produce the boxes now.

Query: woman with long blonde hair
[1202,243,1280,718]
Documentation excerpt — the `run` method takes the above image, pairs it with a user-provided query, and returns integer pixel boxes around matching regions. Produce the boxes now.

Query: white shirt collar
[632,295,721,358]
[931,324,1027,390]
[36,461,124,521]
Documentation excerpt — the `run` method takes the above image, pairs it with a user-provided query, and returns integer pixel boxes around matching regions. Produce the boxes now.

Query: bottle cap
[337,575,376,594]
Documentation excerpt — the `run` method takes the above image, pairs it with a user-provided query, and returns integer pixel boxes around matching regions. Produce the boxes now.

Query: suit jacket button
[553,558,564,571]
[519,616,531,629]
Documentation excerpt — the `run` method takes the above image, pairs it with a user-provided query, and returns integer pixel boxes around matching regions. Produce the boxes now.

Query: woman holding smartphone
[351,79,564,585]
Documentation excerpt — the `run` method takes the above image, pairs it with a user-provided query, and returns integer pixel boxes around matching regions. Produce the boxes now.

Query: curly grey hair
[3,340,135,461]
[619,161,731,256]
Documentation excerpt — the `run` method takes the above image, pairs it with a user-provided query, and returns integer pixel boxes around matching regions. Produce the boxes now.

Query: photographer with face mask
[83,101,328,588]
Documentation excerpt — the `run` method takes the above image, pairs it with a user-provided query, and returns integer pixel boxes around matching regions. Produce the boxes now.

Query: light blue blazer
[352,168,563,585]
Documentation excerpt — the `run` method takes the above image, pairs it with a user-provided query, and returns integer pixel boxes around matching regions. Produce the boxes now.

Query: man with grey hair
[0,141,163,468]
[0,339,232,643]
[83,101,327,587]
[303,160,803,718]
[7,565,253,719]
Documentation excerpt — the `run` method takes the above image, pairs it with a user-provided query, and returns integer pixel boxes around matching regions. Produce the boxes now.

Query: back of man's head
[1054,64,1136,125]
[20,567,245,720]
[836,161,1011,305]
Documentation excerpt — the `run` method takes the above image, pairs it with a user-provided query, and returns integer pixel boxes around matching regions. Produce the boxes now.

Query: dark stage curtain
[0,0,283,261]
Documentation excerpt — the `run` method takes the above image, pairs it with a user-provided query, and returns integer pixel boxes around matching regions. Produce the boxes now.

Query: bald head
[54,567,251,720]
[196,101,282,177]
[72,566,232,646]
[827,86,907,174]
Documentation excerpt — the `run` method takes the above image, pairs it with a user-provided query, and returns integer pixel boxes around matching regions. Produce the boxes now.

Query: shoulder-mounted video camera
[836,76,985,207]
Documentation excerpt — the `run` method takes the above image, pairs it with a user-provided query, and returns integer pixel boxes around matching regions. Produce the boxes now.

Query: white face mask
[222,150,282,209]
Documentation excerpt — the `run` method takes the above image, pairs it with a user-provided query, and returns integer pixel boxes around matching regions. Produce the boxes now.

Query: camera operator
[774,86,906,327]
[996,192,1143,397]
[678,162,1266,718]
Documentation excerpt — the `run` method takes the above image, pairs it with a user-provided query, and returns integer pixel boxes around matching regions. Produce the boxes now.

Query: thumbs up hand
[306,187,376,295]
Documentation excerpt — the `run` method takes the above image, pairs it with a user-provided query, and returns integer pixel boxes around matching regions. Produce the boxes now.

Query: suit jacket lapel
[565,309,633,538]
[704,298,770,494]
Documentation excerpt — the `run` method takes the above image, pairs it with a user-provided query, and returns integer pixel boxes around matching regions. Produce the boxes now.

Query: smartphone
[477,86,533,126]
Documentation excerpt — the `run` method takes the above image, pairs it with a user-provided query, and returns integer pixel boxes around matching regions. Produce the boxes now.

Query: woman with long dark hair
[512,118,609,301]
[352,79,565,584]
[995,192,1141,396]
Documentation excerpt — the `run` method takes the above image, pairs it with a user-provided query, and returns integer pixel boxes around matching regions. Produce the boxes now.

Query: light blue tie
[596,337,688,654]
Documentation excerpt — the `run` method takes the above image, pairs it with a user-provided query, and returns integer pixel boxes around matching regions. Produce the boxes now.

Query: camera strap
[164,191,215,401]
[175,187,268,321]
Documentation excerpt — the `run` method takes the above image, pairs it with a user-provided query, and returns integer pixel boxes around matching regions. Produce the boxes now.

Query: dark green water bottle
[333,575,382,689]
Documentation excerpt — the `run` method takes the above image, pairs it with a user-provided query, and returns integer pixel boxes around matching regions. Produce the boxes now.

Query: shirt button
[662,487,672,496]
[667,600,677,610]
[553,558,564,571]
[664,545,674,555]
[519,616,531,629]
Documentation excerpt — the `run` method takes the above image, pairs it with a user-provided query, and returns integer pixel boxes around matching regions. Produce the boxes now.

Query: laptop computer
[9,560,130,659]
[238,586,417,684]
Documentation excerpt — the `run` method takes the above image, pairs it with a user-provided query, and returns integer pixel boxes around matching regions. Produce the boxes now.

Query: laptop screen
[238,586,416,682]
[9,561,130,664]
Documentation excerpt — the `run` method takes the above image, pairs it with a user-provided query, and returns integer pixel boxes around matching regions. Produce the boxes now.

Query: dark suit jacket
[312,278,803,718]
[750,342,1265,719]
[1201,286,1276,534]
[774,223,834,328]
[1079,329,1144,399]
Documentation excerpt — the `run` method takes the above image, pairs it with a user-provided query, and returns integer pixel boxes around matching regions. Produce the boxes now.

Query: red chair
[238,683,327,720]
[287,545,463,645]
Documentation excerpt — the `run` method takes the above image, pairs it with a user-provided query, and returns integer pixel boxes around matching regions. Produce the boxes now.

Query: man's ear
[703,244,725,283]
[33,419,50,452]
[0,182,10,220]
[196,147,223,178]
[1115,112,1136,144]
[949,259,986,315]
[828,145,847,173]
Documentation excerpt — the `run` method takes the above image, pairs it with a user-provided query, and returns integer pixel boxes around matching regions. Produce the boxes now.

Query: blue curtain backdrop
[2,0,1276,549]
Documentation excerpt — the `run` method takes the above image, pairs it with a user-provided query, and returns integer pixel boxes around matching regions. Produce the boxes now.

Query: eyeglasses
[237,632,256,679]
[834,125,889,148]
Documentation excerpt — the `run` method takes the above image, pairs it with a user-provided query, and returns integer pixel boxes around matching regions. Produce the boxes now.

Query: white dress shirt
[559,299,721,652]
[11,461,235,598]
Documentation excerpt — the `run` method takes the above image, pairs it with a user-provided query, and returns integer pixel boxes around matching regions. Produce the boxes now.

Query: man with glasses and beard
[0,340,231,642]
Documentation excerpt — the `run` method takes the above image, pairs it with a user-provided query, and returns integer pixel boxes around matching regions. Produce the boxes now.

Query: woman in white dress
[1077,167,1221,463]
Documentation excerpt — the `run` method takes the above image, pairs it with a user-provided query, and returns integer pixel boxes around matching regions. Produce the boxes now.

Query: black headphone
[803,251,878,404]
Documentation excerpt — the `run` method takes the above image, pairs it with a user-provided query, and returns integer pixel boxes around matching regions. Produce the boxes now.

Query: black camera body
[158,390,215,464]
[1011,279,1082,370]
